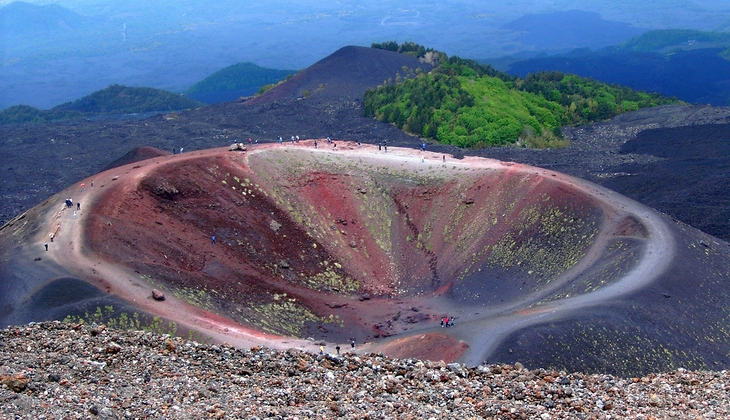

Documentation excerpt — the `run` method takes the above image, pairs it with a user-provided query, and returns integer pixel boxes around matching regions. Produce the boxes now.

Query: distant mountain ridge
[0,1,93,36]
[245,46,436,105]
[503,29,730,106]
[621,29,730,52]
[0,85,203,124]
[184,62,296,104]
[502,10,647,52]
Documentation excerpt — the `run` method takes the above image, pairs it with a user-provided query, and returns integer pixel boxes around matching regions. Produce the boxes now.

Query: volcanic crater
[69,141,663,364]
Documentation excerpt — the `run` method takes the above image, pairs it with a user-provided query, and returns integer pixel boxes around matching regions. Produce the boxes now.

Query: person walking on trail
[76,202,80,210]
[72,211,77,219]
[350,339,355,349]
[49,233,54,243]
[314,140,318,149]
[44,242,48,251]
[90,180,94,189]
[442,155,445,162]
[319,345,324,355]
[80,183,85,193]
[211,235,216,244]
[336,345,340,355]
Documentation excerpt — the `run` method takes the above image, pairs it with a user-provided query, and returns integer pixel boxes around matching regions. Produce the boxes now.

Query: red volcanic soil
[374,332,469,363]
[11,139,730,376]
[71,141,647,363]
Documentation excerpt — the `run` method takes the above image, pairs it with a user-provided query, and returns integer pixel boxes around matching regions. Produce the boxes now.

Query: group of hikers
[441,316,455,328]
[48,180,91,251]
[242,136,425,154]
[319,339,357,356]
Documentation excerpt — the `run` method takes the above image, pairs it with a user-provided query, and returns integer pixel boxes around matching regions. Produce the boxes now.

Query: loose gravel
[1,322,729,419]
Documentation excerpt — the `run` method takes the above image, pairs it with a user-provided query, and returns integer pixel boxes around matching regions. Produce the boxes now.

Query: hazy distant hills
[4,0,729,110]
[502,10,646,52]
[505,30,730,106]
[184,63,296,104]
[0,1,93,36]
[0,85,203,124]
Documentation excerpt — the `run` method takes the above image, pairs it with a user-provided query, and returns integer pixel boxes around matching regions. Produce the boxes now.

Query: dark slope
[0,201,139,328]
[246,46,435,104]
[102,146,172,171]
[604,123,730,241]
[489,218,730,376]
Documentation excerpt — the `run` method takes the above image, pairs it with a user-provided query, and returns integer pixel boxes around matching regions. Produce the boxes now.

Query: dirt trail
[37,142,675,363]
[354,156,674,364]
[39,147,324,353]
[448,169,675,365]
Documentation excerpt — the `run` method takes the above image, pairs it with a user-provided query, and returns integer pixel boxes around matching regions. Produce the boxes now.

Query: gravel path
[2,322,729,419]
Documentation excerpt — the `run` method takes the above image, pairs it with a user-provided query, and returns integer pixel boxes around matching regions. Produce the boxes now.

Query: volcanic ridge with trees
[365,42,678,148]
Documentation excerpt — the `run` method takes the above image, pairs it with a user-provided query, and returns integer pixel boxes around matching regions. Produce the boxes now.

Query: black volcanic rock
[103,146,172,171]
[247,45,435,104]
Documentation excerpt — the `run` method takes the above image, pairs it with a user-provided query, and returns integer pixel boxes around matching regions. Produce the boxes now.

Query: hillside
[621,29,730,52]
[365,53,677,148]
[184,62,296,104]
[0,85,204,124]
[246,45,436,105]
[54,84,203,114]
[507,47,730,106]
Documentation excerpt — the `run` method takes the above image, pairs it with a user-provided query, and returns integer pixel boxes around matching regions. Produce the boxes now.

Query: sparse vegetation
[61,305,209,341]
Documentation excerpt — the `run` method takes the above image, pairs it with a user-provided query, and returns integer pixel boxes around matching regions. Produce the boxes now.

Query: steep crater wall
[85,147,647,344]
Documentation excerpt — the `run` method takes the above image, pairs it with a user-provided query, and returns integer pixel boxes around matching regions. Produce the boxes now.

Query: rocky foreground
[1,323,728,419]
